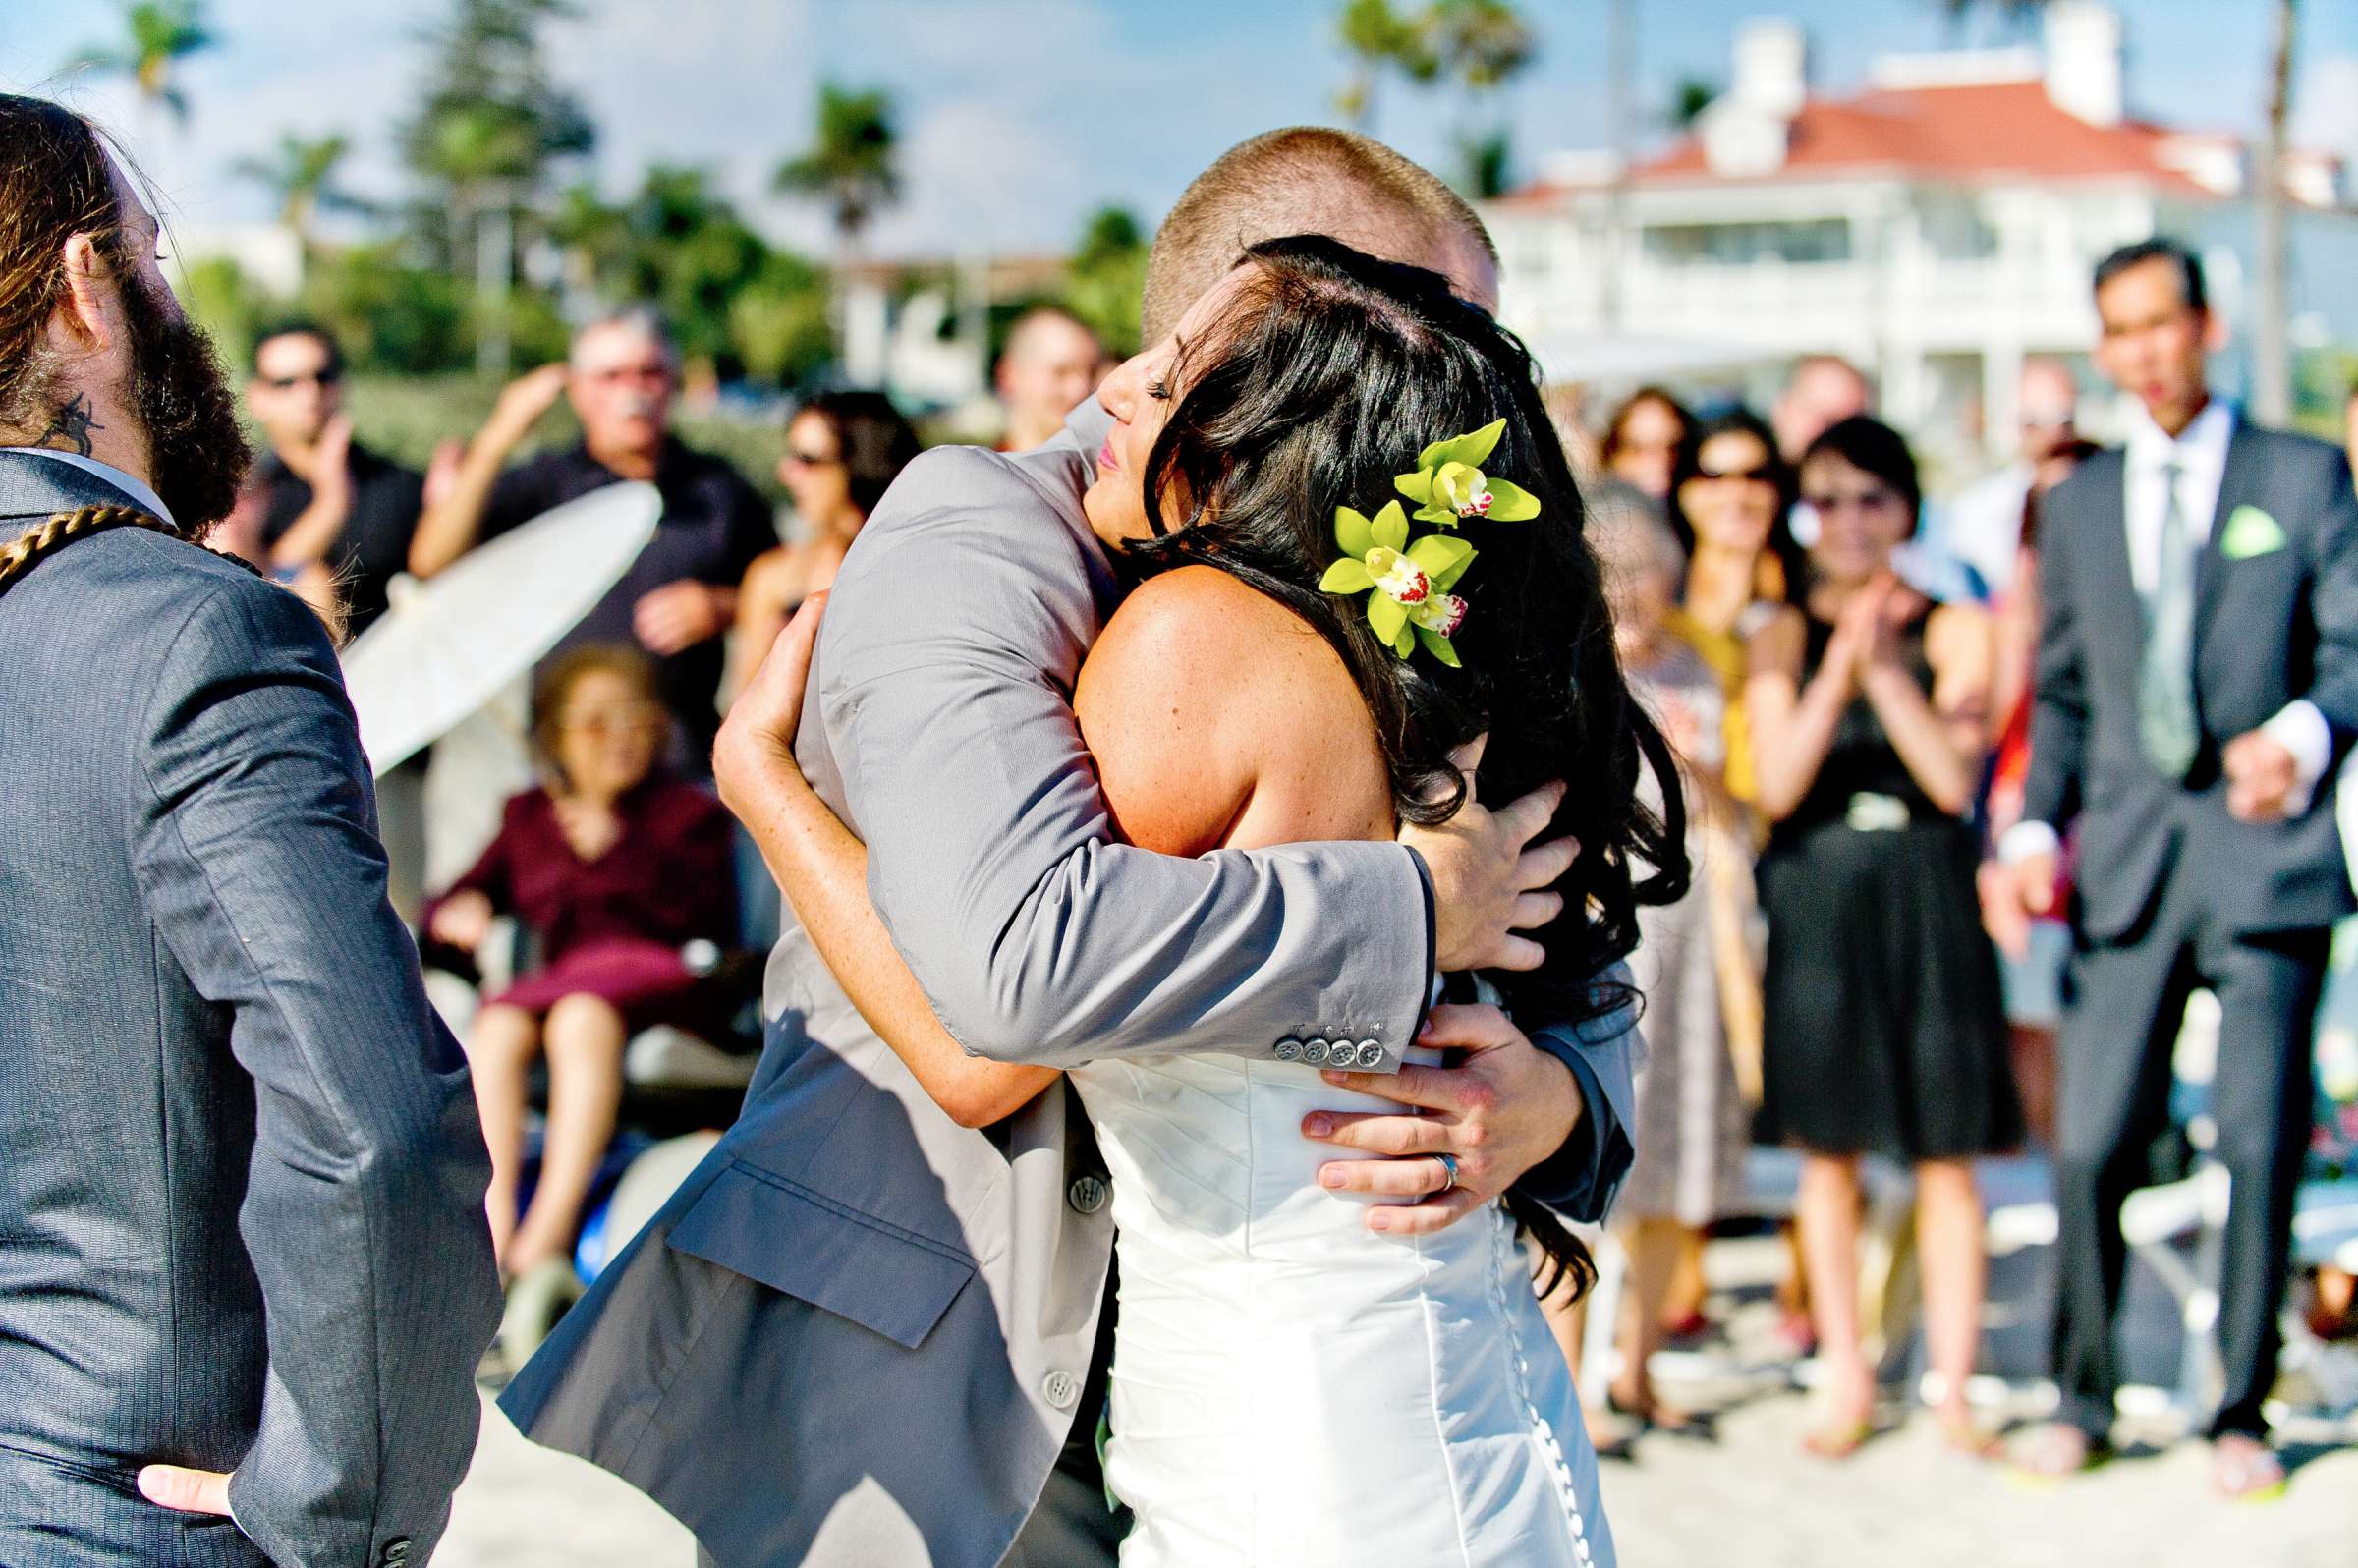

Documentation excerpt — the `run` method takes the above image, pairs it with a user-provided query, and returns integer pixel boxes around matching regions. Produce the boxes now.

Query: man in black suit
[2003,239,2358,1492]
[0,94,499,1564]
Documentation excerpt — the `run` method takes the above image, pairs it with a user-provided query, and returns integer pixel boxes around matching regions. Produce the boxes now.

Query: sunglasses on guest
[259,366,341,391]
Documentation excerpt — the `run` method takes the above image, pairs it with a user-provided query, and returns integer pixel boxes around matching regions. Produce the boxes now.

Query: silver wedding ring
[1432,1152,1459,1193]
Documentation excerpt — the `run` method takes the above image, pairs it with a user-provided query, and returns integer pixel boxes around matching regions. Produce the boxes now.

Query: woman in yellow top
[1654,407,1796,1351]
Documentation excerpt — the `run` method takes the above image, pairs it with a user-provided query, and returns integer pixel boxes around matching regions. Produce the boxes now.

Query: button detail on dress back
[1041,1370,1081,1410]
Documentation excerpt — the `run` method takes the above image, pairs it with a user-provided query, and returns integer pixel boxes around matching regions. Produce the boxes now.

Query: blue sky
[3,0,2354,260]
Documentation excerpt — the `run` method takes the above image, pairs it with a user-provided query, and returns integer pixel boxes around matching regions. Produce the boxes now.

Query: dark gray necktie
[2138,459,2200,779]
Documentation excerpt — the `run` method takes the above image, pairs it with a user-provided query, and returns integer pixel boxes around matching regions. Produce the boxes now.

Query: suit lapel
[2079,451,2140,653]
[2194,422,2257,650]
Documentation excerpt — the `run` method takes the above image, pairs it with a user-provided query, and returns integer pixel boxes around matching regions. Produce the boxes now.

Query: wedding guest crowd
[1562,231,2358,1502]
[409,307,777,765]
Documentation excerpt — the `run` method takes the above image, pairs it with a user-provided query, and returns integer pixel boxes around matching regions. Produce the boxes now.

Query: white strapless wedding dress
[1068,1047,1612,1568]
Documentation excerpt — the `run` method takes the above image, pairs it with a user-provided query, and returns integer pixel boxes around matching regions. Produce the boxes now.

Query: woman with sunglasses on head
[728,391,921,700]
[1745,416,2019,1460]
[421,645,739,1278]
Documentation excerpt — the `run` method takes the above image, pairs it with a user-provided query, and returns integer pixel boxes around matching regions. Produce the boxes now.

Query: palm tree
[65,0,217,128]
[1431,0,1534,94]
[1429,0,1535,196]
[1332,0,1432,134]
[231,133,365,255]
[774,83,900,275]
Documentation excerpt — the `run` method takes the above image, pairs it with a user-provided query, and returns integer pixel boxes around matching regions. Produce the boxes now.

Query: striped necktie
[2137,459,2200,780]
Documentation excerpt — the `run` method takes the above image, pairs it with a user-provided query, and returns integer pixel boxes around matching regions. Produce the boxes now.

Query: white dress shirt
[2000,398,2331,863]
[2,446,178,528]
[1939,460,2034,601]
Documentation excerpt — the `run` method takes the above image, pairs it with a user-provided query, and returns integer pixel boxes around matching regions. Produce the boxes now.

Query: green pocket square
[2220,504,2288,561]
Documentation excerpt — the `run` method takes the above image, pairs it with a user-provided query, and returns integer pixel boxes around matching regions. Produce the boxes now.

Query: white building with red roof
[1483,1,2353,458]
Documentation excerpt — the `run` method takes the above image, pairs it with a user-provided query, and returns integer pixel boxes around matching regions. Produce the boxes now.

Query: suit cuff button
[1274,1037,1304,1062]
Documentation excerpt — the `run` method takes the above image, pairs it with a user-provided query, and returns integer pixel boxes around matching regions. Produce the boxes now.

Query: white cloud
[2294,53,2358,160]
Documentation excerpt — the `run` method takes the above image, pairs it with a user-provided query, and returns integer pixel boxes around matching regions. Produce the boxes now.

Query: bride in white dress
[846,235,1681,1566]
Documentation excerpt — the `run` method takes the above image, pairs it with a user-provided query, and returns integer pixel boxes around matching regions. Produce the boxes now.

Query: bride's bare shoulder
[1076,565,1388,855]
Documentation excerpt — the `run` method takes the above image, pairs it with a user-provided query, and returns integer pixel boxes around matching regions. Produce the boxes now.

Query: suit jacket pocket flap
[666,1161,976,1350]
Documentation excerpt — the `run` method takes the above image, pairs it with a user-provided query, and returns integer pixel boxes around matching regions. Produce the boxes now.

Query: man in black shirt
[245,321,427,637]
[409,308,776,763]
[244,321,436,921]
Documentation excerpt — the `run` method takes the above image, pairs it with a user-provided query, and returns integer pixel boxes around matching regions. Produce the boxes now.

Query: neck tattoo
[37,395,102,458]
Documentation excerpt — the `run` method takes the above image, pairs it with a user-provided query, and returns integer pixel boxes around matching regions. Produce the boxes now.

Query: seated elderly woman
[423,644,738,1276]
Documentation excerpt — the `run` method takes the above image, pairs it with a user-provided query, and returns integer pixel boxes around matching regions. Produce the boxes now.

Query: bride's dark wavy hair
[1124,234,1689,1293]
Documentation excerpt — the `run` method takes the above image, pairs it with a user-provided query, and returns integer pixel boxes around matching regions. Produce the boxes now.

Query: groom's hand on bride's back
[1402,738,1578,973]
[1302,1004,1584,1235]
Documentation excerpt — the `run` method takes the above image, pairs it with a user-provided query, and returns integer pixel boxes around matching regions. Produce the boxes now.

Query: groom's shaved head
[1143,128,1497,343]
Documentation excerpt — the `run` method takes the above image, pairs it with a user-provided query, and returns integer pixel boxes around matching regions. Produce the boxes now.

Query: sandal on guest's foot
[1802,1414,1875,1460]
[1605,1388,1718,1442]
[2212,1434,2286,1503]
[1934,1410,2001,1459]
[2005,1422,2109,1488]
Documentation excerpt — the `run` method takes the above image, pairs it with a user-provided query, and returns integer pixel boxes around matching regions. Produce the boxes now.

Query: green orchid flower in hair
[1393,418,1542,529]
[1319,498,1479,666]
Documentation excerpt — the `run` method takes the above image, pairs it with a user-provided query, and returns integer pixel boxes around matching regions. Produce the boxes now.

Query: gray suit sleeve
[1515,964,1643,1221]
[130,572,499,1568]
[820,446,1432,1070]
[2021,481,2088,833]
[2295,445,2358,740]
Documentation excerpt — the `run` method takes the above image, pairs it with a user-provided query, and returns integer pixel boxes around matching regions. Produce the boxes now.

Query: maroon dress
[423,778,739,1034]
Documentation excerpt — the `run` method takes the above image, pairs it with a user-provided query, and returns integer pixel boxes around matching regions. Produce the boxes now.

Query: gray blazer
[503,426,1641,1568]
[0,454,500,1567]
[2024,419,2358,940]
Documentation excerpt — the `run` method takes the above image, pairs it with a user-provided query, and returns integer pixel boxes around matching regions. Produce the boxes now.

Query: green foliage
[399,0,594,194]
[729,253,835,386]
[232,132,367,246]
[774,83,901,249]
[1667,75,1719,129]
[64,1,217,123]
[1460,130,1514,199]
[2293,347,2358,440]
[179,254,269,370]
[1334,0,1436,126]
[301,244,473,373]
[1063,206,1149,357]
[1328,0,1532,191]
[550,167,833,387]
[1429,0,1534,91]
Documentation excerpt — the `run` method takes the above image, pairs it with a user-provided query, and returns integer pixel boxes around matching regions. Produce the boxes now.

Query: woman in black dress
[1746,417,2019,1456]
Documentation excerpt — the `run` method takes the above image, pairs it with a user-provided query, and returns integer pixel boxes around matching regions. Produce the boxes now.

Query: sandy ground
[438,1391,2358,1568]
[437,1230,2358,1567]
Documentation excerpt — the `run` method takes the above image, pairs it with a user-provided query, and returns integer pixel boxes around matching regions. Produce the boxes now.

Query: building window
[1919,197,1999,261]
[1639,218,1853,265]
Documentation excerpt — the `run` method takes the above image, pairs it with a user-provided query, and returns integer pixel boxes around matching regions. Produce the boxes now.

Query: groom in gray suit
[2003,238,2358,1490]
[0,96,500,1565]
[505,130,1640,1568]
